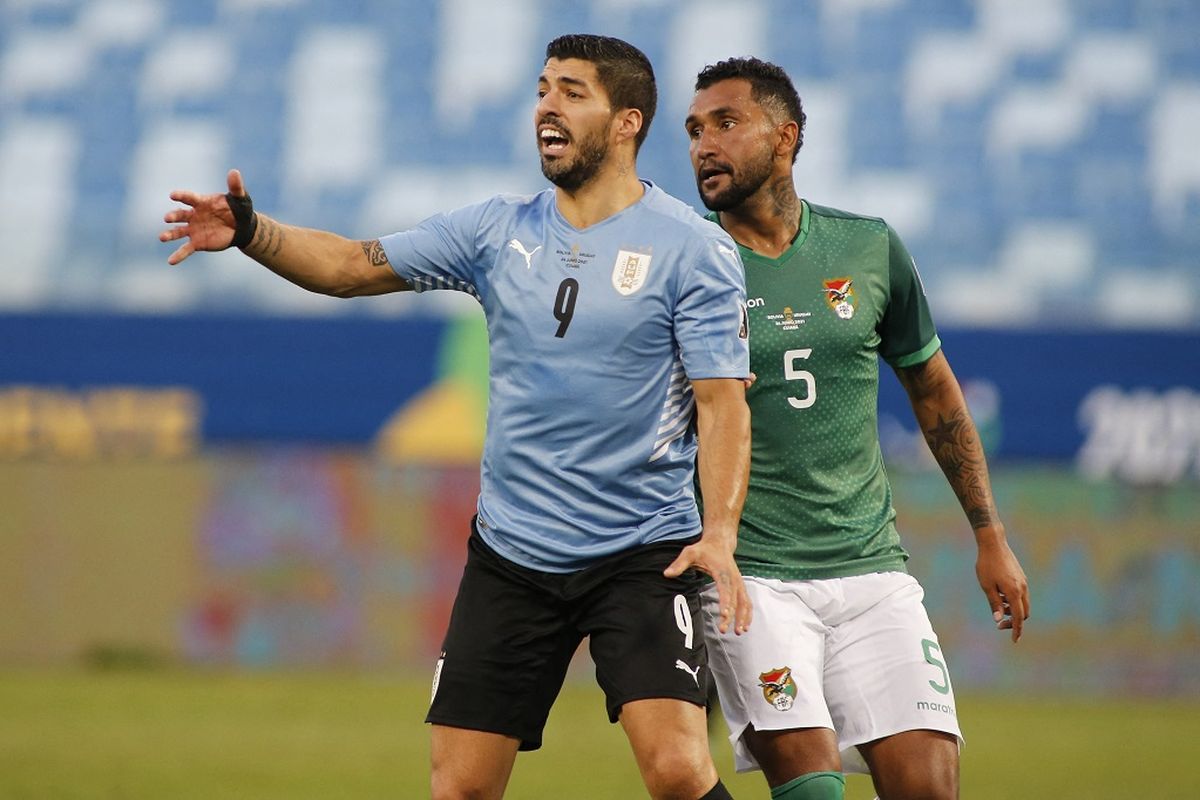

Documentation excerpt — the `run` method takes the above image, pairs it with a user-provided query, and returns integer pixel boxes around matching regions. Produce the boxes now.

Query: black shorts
[426,521,711,751]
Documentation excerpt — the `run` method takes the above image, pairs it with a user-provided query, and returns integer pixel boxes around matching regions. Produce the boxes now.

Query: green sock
[769,771,845,800]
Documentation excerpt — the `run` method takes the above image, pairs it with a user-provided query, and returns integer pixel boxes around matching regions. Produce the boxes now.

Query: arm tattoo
[248,216,285,259]
[360,239,390,268]
[899,355,997,530]
[922,409,995,529]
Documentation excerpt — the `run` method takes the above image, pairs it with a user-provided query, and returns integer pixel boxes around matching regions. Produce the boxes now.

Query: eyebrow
[685,105,741,127]
[537,73,590,91]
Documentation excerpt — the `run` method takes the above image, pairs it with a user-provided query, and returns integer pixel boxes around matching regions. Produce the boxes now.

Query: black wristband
[226,191,258,249]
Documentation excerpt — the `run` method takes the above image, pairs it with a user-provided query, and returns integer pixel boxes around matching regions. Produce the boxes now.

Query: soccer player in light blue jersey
[161,34,751,800]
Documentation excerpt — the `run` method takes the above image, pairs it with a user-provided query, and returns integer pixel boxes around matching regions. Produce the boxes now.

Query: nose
[692,127,718,161]
[536,88,560,120]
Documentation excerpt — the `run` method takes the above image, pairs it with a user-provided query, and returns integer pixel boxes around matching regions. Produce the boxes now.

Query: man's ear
[775,120,800,160]
[613,107,644,146]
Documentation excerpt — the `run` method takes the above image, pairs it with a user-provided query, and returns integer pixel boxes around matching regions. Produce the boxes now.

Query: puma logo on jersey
[675,659,701,687]
[508,239,541,269]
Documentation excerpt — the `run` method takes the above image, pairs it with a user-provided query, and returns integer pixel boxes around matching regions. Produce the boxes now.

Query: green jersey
[712,202,940,580]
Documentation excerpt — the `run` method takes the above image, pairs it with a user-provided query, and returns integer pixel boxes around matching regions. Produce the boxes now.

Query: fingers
[227,168,245,197]
[167,241,194,266]
[1007,596,1022,642]
[168,189,203,207]
[662,551,689,580]
[1008,584,1029,643]
[985,584,1015,638]
[159,212,190,263]
[664,541,751,635]
[733,579,752,634]
[988,585,1028,643]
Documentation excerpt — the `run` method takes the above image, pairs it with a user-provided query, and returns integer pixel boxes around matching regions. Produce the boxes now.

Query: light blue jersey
[380,182,748,572]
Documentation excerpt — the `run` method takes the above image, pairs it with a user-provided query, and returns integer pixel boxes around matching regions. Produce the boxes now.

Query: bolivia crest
[822,277,856,319]
[612,249,652,296]
[759,666,797,711]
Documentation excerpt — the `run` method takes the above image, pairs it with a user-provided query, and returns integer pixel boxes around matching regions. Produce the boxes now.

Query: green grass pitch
[0,669,1195,798]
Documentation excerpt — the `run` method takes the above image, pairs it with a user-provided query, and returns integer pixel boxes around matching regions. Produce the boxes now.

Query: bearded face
[538,114,612,191]
[695,138,774,212]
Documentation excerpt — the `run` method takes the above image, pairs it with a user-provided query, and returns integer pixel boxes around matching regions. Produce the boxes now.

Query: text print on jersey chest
[554,243,595,270]
[749,296,812,332]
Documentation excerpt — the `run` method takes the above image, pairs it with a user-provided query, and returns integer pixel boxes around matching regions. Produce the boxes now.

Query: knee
[638,744,718,800]
[429,767,489,800]
[430,762,500,800]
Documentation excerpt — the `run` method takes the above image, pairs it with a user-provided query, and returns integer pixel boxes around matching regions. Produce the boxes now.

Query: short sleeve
[878,224,940,368]
[378,198,495,299]
[675,234,751,380]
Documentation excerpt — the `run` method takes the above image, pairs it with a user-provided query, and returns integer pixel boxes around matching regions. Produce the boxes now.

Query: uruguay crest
[612,249,652,295]
[759,666,797,711]
[822,277,856,320]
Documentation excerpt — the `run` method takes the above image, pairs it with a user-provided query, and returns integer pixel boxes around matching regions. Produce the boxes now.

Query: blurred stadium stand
[2,2,1197,685]
[0,0,1197,325]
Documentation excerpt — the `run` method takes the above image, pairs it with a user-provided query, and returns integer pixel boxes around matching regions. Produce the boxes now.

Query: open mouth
[698,164,730,190]
[539,126,570,155]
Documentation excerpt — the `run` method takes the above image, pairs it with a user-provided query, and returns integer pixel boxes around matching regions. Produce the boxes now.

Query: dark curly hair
[545,34,657,152]
[695,57,806,163]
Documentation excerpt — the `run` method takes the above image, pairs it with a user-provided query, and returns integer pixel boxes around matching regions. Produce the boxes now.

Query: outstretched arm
[159,169,411,297]
[895,349,1031,642]
[664,377,752,635]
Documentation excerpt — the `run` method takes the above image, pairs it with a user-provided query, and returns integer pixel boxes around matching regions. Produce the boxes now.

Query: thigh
[742,726,842,788]
[858,729,959,800]
[823,573,963,773]
[620,698,718,799]
[701,577,838,774]
[428,531,580,751]
[581,542,710,723]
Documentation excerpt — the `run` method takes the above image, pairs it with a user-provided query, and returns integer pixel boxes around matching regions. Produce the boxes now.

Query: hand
[743,372,757,390]
[975,527,1030,642]
[159,169,247,265]
[664,536,751,635]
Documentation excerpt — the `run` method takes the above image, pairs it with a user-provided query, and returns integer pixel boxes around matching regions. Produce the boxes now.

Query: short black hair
[545,34,657,152]
[695,57,806,163]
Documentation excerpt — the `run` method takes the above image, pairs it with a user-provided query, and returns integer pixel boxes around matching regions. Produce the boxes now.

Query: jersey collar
[708,200,810,267]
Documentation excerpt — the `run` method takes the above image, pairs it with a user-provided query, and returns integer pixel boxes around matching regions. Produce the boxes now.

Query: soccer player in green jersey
[684,58,1031,800]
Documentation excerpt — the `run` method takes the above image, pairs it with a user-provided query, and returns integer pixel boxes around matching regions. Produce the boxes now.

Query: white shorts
[702,572,963,774]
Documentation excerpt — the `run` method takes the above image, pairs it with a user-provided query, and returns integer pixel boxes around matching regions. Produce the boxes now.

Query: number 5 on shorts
[922,638,951,695]
[674,594,694,649]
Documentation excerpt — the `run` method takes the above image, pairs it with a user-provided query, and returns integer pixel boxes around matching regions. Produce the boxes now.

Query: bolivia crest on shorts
[759,666,797,711]
[612,249,652,295]
[822,277,856,320]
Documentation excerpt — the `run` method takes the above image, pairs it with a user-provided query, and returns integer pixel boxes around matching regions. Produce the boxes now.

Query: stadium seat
[0,0,1193,324]
[0,117,79,308]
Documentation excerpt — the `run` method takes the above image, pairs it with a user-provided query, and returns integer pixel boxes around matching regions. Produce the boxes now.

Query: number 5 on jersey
[785,348,815,409]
